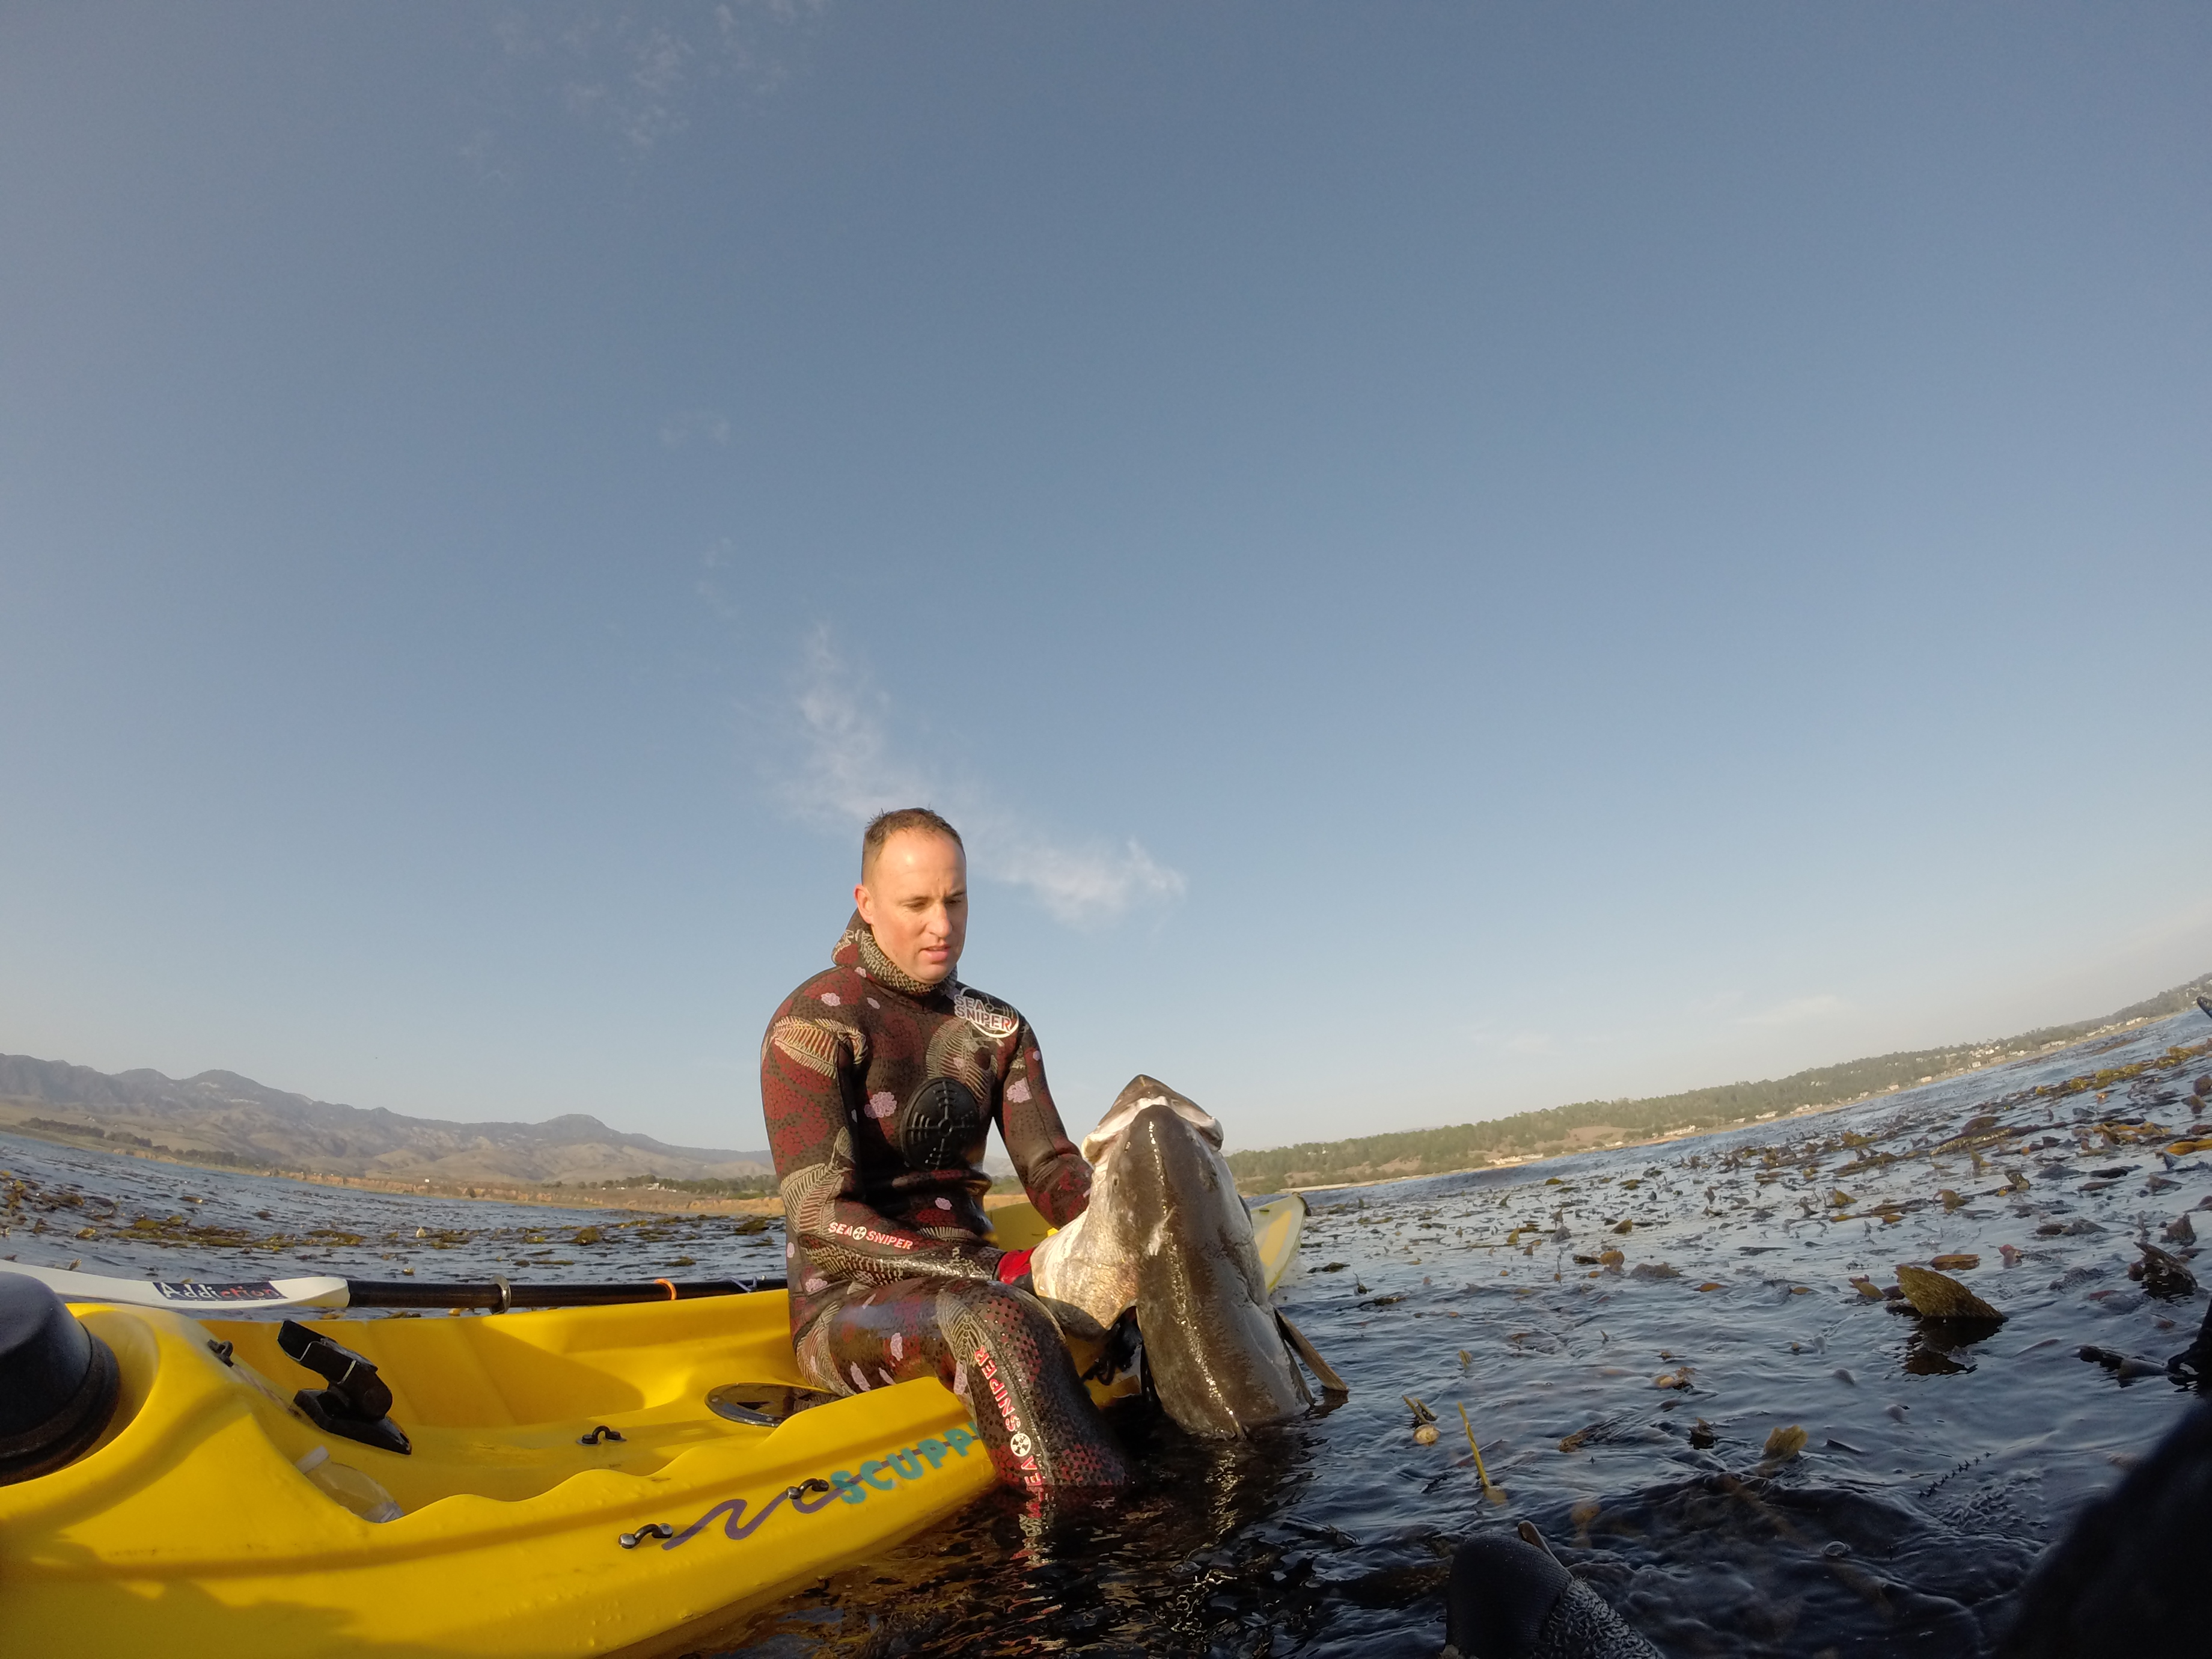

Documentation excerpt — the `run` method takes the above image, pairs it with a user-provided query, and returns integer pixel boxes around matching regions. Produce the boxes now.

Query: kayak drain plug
[0,1271,122,1486]
[278,1320,412,1456]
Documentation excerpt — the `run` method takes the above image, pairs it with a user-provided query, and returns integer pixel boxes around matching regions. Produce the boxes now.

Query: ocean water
[0,1149,783,1286]
[7,1007,2211,1657]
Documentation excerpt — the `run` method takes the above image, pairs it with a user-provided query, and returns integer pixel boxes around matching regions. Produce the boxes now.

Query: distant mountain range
[0,1053,771,1188]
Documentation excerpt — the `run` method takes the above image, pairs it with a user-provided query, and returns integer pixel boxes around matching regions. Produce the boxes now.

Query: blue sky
[2,4,2207,1155]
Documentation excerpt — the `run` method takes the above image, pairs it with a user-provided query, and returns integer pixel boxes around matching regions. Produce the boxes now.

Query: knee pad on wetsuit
[935,1281,1122,1488]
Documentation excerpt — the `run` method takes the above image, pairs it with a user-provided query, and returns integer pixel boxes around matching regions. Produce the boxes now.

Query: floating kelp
[1457,1402,1503,1499]
[1761,1424,1807,1463]
[1557,1421,1607,1454]
[2127,1242,2197,1300]
[2077,1345,2165,1382]
[1895,1265,2003,1321]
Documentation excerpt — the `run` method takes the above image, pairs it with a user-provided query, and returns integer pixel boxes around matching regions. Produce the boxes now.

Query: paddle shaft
[2,1258,784,1313]
[344,1276,785,1310]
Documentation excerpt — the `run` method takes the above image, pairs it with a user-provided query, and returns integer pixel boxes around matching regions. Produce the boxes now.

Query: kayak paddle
[1,1259,784,1313]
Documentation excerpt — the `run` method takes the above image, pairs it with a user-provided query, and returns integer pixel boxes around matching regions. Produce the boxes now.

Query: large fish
[1031,1075,1308,1438]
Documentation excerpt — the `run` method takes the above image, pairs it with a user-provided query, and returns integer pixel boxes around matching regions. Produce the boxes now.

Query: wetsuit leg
[795,1277,1130,1493]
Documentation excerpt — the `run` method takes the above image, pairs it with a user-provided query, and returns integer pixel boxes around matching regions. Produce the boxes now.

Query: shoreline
[0,1121,1048,1220]
[5,1010,2189,1215]
[0,1123,787,1216]
[1271,1012,2189,1198]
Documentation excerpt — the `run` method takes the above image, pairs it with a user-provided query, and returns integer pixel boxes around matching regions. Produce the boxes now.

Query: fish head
[1082,1075,1223,1168]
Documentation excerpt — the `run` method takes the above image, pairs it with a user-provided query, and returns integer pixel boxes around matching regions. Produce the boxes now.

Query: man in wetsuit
[760,807,1130,1493]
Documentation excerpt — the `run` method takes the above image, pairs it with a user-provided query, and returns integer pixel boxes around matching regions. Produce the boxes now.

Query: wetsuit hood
[833,910,952,1000]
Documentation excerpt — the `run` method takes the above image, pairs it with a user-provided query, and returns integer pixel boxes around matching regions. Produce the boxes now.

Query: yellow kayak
[0,1195,1306,1658]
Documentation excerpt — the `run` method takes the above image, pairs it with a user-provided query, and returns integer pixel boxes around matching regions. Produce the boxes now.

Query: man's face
[853,830,968,986]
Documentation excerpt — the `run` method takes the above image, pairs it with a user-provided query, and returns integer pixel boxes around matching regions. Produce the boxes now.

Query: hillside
[1225,968,2212,1191]
[0,1053,771,1188]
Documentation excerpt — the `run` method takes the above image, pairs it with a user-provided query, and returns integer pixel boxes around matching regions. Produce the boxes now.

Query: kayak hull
[4,1292,994,1656]
[0,1194,1304,1656]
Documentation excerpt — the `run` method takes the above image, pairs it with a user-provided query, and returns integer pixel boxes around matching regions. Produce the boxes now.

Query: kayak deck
[1,1194,1306,1657]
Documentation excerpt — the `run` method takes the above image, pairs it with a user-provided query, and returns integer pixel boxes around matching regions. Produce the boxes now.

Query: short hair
[861,807,964,876]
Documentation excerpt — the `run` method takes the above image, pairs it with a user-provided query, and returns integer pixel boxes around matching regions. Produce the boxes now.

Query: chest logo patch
[952,989,1019,1040]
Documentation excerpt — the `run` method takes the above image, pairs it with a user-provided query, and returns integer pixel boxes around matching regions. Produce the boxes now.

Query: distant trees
[1223,970,2212,1191]
[577,1171,777,1199]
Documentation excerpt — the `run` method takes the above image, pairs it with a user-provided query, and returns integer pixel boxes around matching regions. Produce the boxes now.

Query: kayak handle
[619,1523,675,1549]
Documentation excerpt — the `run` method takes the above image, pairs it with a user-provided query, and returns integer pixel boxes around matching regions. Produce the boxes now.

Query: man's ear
[853,882,875,926]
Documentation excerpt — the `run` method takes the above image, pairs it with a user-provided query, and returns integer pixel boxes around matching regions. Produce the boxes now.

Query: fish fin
[1516,1520,1560,1562]
[1278,1311,1351,1396]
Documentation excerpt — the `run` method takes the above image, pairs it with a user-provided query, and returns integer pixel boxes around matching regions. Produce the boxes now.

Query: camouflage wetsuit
[760,914,1129,1492]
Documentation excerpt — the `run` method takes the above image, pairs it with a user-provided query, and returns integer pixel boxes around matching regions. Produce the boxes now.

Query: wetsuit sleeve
[762,998,1005,1286]
[998,1025,1091,1227]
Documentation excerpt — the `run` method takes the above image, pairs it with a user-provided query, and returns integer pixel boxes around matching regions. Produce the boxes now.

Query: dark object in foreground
[1440,1526,1661,1658]
[1994,1401,2212,1656]
[2167,1288,2212,1385]
[0,1273,122,1486]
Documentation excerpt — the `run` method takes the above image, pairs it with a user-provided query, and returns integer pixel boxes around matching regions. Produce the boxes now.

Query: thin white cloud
[983,832,1185,929]
[1740,994,1848,1027]
[1458,1024,1559,1056]
[661,409,732,448]
[491,2,819,156]
[695,539,742,623]
[774,632,1185,928]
